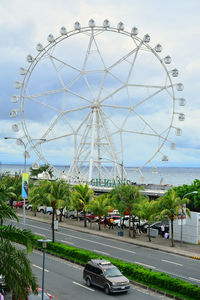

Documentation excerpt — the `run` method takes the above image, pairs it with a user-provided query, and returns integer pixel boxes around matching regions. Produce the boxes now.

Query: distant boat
[160,177,164,185]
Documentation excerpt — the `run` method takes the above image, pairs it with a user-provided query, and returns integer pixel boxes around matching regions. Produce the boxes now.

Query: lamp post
[38,239,51,300]
[4,137,46,228]
[180,191,198,247]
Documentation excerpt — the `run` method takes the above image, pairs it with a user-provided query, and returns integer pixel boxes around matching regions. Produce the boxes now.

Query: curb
[190,256,200,260]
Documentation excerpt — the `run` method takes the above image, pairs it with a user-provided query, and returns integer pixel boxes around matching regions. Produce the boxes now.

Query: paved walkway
[18,210,200,259]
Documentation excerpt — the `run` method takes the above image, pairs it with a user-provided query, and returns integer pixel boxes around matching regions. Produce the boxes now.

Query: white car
[116,216,145,229]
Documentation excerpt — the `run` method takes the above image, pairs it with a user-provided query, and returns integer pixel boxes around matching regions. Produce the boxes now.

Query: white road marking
[189,277,200,283]
[72,281,95,291]
[162,259,183,266]
[61,240,74,245]
[34,232,45,237]
[93,249,110,255]
[58,232,136,254]
[32,264,49,272]
[134,262,156,269]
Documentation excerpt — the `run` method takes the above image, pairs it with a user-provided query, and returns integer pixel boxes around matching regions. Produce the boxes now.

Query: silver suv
[83,259,130,294]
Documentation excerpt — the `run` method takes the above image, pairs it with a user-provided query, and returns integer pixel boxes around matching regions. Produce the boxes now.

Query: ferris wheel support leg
[88,109,96,183]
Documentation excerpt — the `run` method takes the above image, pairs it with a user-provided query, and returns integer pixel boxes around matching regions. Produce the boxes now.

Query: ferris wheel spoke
[49,56,67,90]
[93,35,106,68]
[43,132,75,143]
[63,104,91,115]
[63,87,92,103]
[82,74,95,100]
[126,41,143,83]
[100,108,120,130]
[130,109,162,138]
[24,88,65,99]
[96,71,108,101]
[106,70,126,85]
[127,83,168,89]
[75,110,93,134]
[40,113,65,139]
[82,29,95,71]
[100,84,125,103]
[22,96,60,113]
[121,129,161,138]
[107,46,139,71]
[133,86,166,109]
[49,55,82,73]
[101,104,130,110]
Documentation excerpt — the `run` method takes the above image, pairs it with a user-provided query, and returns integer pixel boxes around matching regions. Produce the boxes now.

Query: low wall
[173,212,200,244]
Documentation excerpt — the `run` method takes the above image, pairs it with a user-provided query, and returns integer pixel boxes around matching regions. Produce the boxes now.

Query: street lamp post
[38,239,51,300]
[180,191,198,247]
[4,137,46,228]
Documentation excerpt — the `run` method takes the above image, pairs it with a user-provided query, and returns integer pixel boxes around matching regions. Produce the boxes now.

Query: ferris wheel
[10,19,185,183]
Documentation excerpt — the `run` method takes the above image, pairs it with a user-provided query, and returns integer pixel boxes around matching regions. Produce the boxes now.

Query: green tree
[0,202,37,299]
[138,199,158,242]
[70,191,82,220]
[110,184,143,238]
[73,184,94,227]
[158,189,191,247]
[0,182,16,206]
[174,180,200,212]
[32,179,69,242]
[88,194,111,230]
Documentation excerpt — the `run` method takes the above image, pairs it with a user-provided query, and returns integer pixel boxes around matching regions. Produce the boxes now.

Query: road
[28,247,169,299]
[11,217,200,286]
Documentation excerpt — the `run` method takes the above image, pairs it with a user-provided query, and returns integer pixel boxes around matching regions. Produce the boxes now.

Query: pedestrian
[164,232,169,239]
[104,216,108,228]
[0,292,4,300]
[109,217,114,229]
[161,224,165,238]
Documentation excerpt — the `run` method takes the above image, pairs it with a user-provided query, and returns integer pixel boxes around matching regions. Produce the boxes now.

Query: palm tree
[158,189,191,247]
[110,184,142,238]
[73,184,94,227]
[0,181,16,208]
[70,191,82,220]
[0,202,37,299]
[138,199,158,242]
[34,179,70,242]
[88,194,111,230]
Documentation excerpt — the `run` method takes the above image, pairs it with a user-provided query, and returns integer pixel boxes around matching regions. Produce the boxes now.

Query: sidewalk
[18,211,200,259]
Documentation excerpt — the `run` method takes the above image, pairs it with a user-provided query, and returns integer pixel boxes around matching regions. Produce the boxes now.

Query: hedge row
[34,238,200,300]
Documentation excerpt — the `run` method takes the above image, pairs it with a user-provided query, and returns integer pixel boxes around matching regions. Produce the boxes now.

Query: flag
[22,173,29,198]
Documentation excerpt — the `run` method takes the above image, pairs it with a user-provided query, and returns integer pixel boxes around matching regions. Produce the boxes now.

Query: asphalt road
[11,217,200,286]
[29,248,169,299]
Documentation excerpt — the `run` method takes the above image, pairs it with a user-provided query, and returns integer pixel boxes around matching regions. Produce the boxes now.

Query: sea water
[1,164,199,187]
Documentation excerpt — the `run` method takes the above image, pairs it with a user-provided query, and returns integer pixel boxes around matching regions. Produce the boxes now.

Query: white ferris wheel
[10,19,185,184]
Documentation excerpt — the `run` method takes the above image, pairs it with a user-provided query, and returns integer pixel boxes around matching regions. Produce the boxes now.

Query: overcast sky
[0,0,200,169]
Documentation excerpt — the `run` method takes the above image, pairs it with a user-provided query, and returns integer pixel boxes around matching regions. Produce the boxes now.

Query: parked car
[143,221,169,234]
[116,216,146,229]
[14,200,28,208]
[25,204,33,210]
[83,259,130,294]
[37,206,47,213]
[65,210,77,219]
